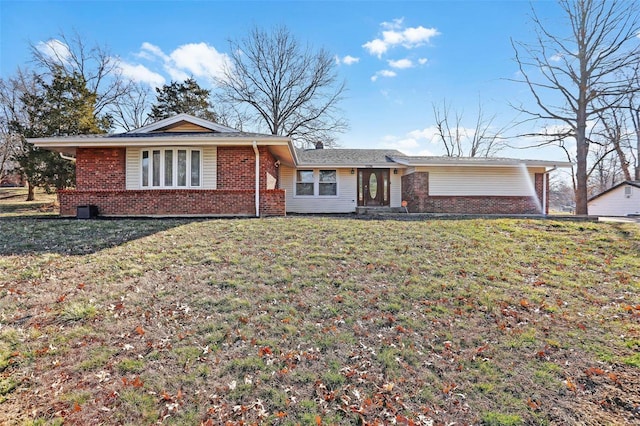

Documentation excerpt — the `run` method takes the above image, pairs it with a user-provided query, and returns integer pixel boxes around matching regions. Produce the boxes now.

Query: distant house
[0,170,25,187]
[588,180,640,216]
[29,114,571,217]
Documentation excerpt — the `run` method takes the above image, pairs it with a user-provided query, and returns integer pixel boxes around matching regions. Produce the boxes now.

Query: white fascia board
[30,138,291,148]
[391,158,572,168]
[295,163,406,169]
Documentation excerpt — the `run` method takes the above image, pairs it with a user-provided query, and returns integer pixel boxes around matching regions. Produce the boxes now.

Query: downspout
[59,153,76,162]
[253,141,260,217]
[542,166,557,215]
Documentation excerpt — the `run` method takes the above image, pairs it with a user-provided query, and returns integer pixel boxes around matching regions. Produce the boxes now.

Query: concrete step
[355,206,406,215]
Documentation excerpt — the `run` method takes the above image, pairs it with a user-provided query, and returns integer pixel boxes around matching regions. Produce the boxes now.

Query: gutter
[542,166,558,215]
[253,141,260,217]
[59,153,76,162]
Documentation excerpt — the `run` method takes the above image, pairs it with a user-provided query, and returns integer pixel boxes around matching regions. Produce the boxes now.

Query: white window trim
[140,147,203,189]
[294,169,339,197]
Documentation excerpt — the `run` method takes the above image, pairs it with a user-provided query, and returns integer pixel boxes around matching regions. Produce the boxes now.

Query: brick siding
[65,146,285,217]
[58,189,285,217]
[401,171,549,214]
[76,148,126,191]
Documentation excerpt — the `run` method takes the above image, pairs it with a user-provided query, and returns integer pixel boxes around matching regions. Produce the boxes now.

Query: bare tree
[626,68,640,180]
[432,99,507,157]
[109,82,152,131]
[593,100,633,181]
[0,69,39,186]
[216,25,348,148]
[30,31,130,119]
[512,0,640,214]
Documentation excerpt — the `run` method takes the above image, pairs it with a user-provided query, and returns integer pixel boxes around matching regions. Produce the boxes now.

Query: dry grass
[0,216,639,425]
[0,187,58,217]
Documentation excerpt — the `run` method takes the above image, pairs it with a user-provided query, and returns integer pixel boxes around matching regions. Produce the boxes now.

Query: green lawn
[0,216,639,425]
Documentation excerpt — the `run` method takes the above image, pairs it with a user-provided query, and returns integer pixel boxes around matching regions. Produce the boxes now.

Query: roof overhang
[389,156,573,169]
[29,136,297,165]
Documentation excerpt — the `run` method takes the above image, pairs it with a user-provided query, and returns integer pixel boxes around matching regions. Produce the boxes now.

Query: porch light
[393,169,398,174]
[351,168,355,174]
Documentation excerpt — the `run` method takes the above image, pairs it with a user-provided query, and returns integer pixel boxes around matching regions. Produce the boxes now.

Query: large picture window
[295,169,338,196]
[141,148,201,188]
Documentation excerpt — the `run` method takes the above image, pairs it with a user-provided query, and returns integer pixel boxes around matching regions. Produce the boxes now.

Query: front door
[358,169,390,206]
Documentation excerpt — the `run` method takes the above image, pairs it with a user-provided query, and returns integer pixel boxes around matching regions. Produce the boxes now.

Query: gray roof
[294,149,573,168]
[295,148,405,166]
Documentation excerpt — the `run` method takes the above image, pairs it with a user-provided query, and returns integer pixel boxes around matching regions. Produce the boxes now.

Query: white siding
[283,166,358,213]
[390,171,402,207]
[282,167,403,213]
[421,166,540,196]
[126,146,216,189]
[202,147,216,189]
[588,185,640,216]
[126,148,140,190]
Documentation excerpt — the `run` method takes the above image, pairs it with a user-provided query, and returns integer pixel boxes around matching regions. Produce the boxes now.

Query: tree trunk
[575,96,589,215]
[26,181,34,201]
[637,128,640,180]
[614,141,632,181]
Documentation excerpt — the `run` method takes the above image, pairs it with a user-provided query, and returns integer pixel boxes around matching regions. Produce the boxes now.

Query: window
[296,170,314,196]
[295,169,338,196]
[141,148,201,188]
[319,170,337,196]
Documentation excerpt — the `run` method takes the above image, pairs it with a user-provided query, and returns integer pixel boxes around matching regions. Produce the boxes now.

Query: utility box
[77,205,98,219]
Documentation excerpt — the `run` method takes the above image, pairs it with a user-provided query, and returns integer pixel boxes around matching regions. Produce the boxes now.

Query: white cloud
[418,58,428,65]
[131,42,230,83]
[363,18,440,58]
[336,55,360,65]
[381,18,405,31]
[169,42,229,80]
[362,39,389,57]
[388,58,413,69]
[550,53,563,62]
[139,42,169,61]
[370,69,397,82]
[118,62,165,87]
[35,39,72,64]
[378,131,436,156]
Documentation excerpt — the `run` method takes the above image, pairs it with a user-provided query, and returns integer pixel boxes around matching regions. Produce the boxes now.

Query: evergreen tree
[13,70,109,200]
[149,78,217,122]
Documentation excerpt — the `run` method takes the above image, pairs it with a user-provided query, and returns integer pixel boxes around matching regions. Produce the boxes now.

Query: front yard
[0,216,639,425]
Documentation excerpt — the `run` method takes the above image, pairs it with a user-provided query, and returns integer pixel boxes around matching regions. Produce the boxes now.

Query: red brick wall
[75,148,126,191]
[61,146,285,217]
[58,189,285,217]
[401,172,429,213]
[217,147,255,190]
[216,146,278,190]
[401,171,547,214]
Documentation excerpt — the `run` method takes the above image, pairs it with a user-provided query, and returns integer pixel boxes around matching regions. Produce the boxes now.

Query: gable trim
[128,113,239,134]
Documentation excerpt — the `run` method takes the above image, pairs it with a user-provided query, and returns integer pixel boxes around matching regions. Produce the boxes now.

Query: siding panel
[202,147,217,189]
[126,148,140,190]
[426,166,538,196]
[283,166,358,213]
[588,185,640,216]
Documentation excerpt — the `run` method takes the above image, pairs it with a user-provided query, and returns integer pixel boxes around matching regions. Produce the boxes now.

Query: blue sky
[1,0,568,162]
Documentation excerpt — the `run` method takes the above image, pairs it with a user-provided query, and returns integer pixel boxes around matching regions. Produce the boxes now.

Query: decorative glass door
[358,169,390,206]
